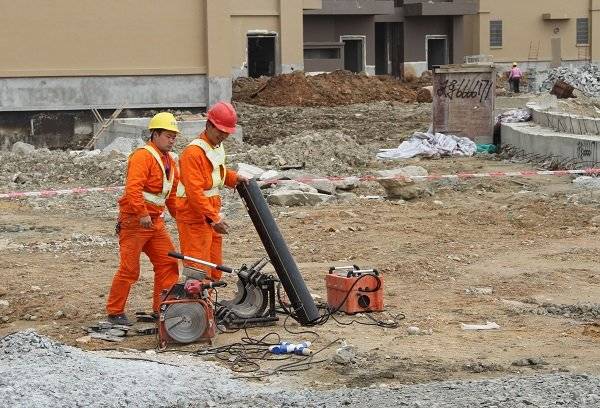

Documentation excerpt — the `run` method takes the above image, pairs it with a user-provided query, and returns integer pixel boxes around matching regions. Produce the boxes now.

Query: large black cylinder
[237,180,320,325]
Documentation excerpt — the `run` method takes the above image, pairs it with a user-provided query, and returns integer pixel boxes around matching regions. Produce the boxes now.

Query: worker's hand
[236,174,249,185]
[140,215,153,229]
[212,220,229,235]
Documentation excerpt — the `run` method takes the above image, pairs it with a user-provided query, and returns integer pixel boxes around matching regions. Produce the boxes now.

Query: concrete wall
[474,0,596,63]
[0,0,313,111]
[502,122,600,164]
[433,65,496,143]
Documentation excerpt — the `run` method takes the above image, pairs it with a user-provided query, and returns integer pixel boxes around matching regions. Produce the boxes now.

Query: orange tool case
[325,266,384,314]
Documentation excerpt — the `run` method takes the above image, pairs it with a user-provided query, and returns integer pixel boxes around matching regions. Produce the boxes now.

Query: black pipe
[237,180,320,325]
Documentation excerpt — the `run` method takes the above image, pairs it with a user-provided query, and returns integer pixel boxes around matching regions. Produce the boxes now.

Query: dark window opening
[427,38,447,70]
[342,38,364,73]
[248,34,276,78]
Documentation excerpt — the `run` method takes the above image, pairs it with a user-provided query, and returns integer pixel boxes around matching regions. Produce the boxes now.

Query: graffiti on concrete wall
[577,140,597,162]
[436,78,493,103]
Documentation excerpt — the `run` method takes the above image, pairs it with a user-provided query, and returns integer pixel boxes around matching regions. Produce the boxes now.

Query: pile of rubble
[1,143,127,192]
[231,130,376,175]
[540,64,600,97]
[233,70,427,107]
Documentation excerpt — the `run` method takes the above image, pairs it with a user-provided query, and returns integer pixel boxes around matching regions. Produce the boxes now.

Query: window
[577,18,589,45]
[490,20,503,47]
[304,48,341,60]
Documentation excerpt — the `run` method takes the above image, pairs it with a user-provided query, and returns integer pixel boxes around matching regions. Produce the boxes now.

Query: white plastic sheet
[376,131,477,160]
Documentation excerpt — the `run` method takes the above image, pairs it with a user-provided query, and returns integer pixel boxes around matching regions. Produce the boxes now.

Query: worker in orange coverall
[176,102,247,281]
[106,112,181,326]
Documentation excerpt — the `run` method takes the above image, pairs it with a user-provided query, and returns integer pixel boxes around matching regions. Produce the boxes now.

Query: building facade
[0,0,321,113]
[303,0,477,77]
[464,0,599,70]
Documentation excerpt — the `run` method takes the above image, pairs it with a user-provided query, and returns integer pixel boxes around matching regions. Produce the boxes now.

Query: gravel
[539,64,600,97]
[2,330,600,408]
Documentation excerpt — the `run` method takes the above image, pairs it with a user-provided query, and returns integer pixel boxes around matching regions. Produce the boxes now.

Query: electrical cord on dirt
[233,338,341,379]
[277,275,404,328]
[192,328,293,373]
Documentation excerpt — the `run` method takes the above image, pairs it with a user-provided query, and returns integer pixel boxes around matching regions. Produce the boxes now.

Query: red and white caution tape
[284,167,600,183]
[2,168,600,200]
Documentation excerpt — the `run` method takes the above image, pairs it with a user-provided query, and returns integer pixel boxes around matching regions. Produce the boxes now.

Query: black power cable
[277,273,404,328]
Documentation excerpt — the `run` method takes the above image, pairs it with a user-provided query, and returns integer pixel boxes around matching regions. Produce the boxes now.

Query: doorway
[247,34,276,78]
[341,35,365,73]
[426,35,448,70]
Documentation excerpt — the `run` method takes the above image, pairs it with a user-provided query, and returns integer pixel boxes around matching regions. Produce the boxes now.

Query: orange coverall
[176,133,238,280]
[106,141,180,315]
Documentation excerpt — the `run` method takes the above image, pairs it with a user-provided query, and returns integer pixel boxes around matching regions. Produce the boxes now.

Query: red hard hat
[207,101,237,134]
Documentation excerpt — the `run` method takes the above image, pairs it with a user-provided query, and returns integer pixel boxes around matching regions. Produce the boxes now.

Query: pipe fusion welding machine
[158,180,320,348]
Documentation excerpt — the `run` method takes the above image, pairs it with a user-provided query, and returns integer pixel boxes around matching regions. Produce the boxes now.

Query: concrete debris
[101,137,145,156]
[465,287,494,295]
[232,130,376,176]
[407,326,421,335]
[235,162,266,179]
[0,300,9,307]
[461,321,501,331]
[11,142,36,156]
[267,190,333,207]
[259,169,280,181]
[573,176,600,190]
[333,176,360,191]
[304,179,337,195]
[275,180,318,194]
[376,166,430,200]
[540,64,600,97]
[333,345,357,365]
[336,192,358,203]
[1,148,127,192]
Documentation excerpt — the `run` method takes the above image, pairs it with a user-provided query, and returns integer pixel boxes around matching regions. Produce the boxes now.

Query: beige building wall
[0,0,319,109]
[0,0,208,77]
[0,0,313,79]
[473,0,594,63]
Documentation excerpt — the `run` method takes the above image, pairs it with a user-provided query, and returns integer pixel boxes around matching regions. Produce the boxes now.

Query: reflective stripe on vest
[177,139,226,198]
[137,145,176,207]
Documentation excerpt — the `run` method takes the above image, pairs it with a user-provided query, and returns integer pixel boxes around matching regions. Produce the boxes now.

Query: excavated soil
[233,71,431,107]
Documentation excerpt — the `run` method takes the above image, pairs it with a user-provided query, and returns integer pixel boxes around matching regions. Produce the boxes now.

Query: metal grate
[577,18,589,45]
[490,20,503,47]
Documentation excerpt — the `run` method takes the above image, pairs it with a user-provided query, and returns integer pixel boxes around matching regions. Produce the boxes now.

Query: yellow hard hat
[148,112,179,133]
[512,62,518,66]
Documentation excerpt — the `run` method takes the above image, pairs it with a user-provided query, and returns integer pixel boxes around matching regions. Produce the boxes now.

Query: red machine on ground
[158,253,229,349]
[326,266,384,314]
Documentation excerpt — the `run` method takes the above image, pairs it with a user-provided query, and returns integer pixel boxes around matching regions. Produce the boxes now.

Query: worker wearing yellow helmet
[105,112,181,326]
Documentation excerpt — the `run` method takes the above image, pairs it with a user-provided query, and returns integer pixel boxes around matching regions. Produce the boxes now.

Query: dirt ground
[2,98,600,390]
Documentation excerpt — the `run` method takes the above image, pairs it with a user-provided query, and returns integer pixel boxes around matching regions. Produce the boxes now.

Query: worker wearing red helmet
[176,102,247,280]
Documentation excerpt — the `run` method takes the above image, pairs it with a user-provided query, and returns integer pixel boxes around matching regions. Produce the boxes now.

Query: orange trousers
[106,217,179,315]
[176,220,223,281]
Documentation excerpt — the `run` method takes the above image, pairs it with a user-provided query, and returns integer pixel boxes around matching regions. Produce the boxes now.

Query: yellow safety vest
[177,139,226,198]
[136,145,176,207]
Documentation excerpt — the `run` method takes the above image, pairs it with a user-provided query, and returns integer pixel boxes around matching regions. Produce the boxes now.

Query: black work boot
[107,314,133,326]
